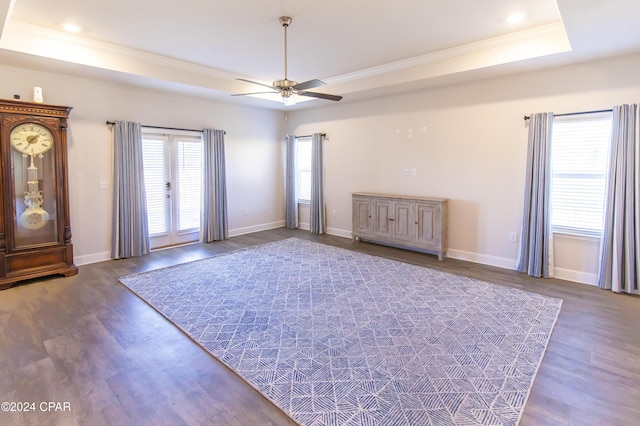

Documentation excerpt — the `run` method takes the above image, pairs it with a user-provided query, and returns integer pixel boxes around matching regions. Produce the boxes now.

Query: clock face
[10,123,54,156]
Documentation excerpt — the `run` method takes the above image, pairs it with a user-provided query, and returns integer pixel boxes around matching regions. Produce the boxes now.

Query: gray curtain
[310,133,326,234]
[517,112,555,277]
[111,121,150,259]
[285,135,298,229]
[598,104,639,294]
[200,129,228,242]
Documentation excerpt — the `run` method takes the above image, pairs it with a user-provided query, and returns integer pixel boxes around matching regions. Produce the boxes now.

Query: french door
[142,131,202,249]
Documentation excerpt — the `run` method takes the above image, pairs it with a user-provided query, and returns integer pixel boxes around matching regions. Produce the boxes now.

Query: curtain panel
[285,135,298,229]
[111,121,150,259]
[517,112,555,278]
[598,104,639,294]
[310,133,326,234]
[200,129,228,242]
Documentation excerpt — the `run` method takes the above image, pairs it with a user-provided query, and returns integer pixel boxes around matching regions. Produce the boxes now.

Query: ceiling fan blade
[237,78,275,90]
[298,91,343,101]
[231,91,278,97]
[293,79,326,91]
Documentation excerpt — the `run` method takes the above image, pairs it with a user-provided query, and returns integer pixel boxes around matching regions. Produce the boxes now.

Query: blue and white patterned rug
[119,238,562,425]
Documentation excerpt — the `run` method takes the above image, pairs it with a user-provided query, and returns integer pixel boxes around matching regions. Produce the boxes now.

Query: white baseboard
[76,222,286,266]
[447,248,517,270]
[553,267,598,286]
[73,224,599,287]
[75,251,111,266]
[327,227,352,239]
[228,220,285,237]
[447,249,598,286]
[296,224,351,239]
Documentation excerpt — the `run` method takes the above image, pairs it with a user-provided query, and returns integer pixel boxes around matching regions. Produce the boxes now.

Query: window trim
[296,136,312,203]
[549,111,612,238]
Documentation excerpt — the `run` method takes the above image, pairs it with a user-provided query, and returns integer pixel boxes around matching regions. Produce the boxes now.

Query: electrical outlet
[509,232,518,242]
[244,208,249,216]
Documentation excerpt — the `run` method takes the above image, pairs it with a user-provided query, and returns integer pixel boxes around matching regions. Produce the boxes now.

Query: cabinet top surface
[352,192,448,202]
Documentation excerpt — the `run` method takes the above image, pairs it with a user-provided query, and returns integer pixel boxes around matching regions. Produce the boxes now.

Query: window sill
[552,229,601,242]
[297,200,310,206]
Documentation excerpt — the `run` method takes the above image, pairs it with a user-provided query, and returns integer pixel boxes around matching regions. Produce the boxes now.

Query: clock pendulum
[20,152,50,230]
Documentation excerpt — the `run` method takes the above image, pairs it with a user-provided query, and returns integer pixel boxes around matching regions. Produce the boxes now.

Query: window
[296,137,312,202]
[142,129,202,248]
[550,112,612,236]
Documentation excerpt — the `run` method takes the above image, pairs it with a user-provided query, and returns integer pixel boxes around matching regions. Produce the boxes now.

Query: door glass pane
[142,137,168,235]
[176,139,201,231]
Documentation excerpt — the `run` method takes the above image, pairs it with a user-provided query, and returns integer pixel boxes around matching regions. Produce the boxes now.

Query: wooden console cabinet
[352,192,448,260]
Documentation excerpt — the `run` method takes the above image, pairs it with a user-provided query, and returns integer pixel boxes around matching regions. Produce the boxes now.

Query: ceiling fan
[233,16,342,104]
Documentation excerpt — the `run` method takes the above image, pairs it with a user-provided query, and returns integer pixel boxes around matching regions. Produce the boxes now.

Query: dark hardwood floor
[1,228,639,425]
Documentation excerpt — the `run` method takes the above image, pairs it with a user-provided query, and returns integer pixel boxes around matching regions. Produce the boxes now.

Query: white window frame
[296,137,312,204]
[549,111,612,237]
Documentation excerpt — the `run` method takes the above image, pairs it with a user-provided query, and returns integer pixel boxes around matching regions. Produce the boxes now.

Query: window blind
[142,133,202,237]
[176,137,202,231]
[550,112,612,236]
[297,138,312,202]
[142,137,168,235]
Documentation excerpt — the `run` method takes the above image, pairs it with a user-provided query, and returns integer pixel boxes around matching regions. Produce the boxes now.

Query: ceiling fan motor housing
[279,16,292,27]
[273,79,297,96]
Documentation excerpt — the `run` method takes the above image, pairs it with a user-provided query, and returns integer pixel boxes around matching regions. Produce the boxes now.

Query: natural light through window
[550,112,612,236]
[142,130,202,249]
[296,137,312,202]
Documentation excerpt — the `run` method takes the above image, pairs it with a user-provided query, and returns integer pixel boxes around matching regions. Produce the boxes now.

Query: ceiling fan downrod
[280,16,292,82]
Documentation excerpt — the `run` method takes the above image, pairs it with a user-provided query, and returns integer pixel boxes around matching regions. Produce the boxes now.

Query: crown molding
[325,22,571,85]
[0,18,571,106]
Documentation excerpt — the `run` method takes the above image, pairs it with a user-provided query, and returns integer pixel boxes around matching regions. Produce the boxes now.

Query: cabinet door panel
[353,198,371,234]
[373,200,392,237]
[393,201,415,241]
[416,202,439,245]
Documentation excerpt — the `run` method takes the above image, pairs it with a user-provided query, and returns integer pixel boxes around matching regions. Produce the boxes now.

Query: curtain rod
[295,133,326,138]
[106,121,225,134]
[523,109,612,120]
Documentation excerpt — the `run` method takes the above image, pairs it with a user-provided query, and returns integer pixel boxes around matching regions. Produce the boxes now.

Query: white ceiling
[1,0,640,110]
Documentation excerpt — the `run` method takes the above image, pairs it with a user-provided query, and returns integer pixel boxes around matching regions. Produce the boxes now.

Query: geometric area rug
[119,238,562,426]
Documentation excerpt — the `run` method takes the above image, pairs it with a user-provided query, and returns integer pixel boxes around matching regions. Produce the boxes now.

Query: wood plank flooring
[1,228,639,425]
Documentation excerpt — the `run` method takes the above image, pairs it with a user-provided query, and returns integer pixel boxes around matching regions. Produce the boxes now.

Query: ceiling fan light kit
[233,16,342,104]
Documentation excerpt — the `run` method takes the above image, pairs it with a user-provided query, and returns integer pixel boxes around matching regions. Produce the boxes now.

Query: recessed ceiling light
[506,13,526,24]
[61,23,81,33]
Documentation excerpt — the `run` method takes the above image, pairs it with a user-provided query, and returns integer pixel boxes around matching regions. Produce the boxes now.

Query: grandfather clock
[0,99,77,289]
